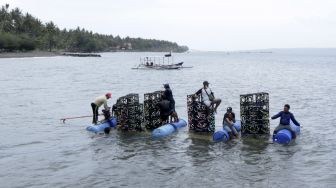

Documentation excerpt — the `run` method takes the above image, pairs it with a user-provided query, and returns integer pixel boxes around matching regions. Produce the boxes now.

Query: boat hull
[132,61,185,70]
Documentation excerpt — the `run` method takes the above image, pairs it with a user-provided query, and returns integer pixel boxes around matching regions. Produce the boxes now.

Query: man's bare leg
[212,98,222,113]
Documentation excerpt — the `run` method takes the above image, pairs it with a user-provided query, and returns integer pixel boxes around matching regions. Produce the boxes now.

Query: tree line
[0,4,189,53]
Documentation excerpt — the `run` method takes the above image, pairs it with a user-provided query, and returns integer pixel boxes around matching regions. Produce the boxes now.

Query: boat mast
[172,51,174,65]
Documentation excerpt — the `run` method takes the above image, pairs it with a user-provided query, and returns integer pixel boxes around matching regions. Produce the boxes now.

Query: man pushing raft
[91,93,112,124]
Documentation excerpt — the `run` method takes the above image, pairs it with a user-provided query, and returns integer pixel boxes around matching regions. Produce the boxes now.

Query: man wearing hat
[195,81,222,113]
[91,93,112,124]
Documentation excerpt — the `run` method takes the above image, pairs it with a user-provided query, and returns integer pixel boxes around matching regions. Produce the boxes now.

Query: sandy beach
[0,51,60,58]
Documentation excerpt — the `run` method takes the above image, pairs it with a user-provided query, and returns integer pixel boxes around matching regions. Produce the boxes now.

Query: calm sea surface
[0,49,335,187]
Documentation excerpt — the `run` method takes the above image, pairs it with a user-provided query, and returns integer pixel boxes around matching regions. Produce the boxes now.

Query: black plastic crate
[113,94,143,131]
[143,91,164,129]
[187,94,215,132]
[240,92,270,135]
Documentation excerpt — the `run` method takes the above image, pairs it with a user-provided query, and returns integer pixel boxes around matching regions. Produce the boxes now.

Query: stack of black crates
[187,94,215,132]
[113,93,143,131]
[144,91,163,129]
[240,92,270,135]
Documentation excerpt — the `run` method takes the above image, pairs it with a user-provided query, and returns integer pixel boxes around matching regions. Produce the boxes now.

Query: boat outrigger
[132,52,192,70]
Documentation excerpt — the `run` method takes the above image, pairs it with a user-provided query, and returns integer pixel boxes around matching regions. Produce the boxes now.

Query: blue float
[152,119,187,138]
[273,121,300,144]
[213,121,241,142]
[86,117,117,133]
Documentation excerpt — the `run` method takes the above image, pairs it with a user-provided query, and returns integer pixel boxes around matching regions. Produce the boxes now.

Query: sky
[3,0,336,51]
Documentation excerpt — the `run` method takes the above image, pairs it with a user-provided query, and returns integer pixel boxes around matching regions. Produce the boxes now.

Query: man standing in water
[163,83,179,122]
[91,93,112,124]
[195,81,221,113]
[271,104,300,138]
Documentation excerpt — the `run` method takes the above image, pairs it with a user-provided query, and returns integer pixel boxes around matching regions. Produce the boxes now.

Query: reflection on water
[0,50,336,187]
[187,133,214,165]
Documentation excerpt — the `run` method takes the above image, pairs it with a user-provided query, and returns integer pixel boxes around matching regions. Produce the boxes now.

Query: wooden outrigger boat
[132,52,192,70]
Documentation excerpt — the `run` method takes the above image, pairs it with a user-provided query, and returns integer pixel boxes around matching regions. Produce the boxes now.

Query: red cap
[106,92,112,98]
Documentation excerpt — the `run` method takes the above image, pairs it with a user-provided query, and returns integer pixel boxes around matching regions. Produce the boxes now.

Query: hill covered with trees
[0,4,189,53]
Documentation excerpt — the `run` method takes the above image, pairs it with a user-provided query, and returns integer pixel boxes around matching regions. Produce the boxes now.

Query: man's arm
[210,88,214,96]
[226,118,234,125]
[164,89,169,98]
[103,100,109,111]
[195,89,202,96]
[271,112,282,119]
[223,114,233,125]
[290,113,300,126]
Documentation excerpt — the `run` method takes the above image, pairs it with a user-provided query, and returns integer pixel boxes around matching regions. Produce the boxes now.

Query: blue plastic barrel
[273,121,301,144]
[213,121,241,142]
[172,119,187,129]
[86,117,117,133]
[291,123,300,135]
[152,119,187,138]
[233,121,241,132]
[213,128,230,142]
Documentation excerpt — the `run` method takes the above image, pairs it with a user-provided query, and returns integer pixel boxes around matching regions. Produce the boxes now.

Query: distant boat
[132,52,192,70]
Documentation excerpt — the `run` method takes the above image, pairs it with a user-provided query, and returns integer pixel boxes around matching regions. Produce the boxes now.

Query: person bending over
[91,93,112,124]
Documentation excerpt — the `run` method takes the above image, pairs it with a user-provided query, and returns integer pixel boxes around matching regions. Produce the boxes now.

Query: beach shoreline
[0,51,60,58]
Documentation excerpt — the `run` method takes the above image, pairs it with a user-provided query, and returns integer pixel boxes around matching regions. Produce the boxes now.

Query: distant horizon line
[189,47,336,52]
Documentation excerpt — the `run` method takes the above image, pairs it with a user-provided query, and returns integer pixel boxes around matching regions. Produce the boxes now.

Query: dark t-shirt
[223,112,235,124]
[271,111,300,126]
[164,88,174,102]
[156,100,171,116]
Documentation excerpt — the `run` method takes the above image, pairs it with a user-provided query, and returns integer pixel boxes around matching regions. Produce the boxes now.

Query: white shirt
[93,95,109,110]
[201,88,212,102]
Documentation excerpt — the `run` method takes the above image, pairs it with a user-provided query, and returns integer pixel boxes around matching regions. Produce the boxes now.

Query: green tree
[0,4,189,53]
[0,4,14,32]
[45,21,57,51]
